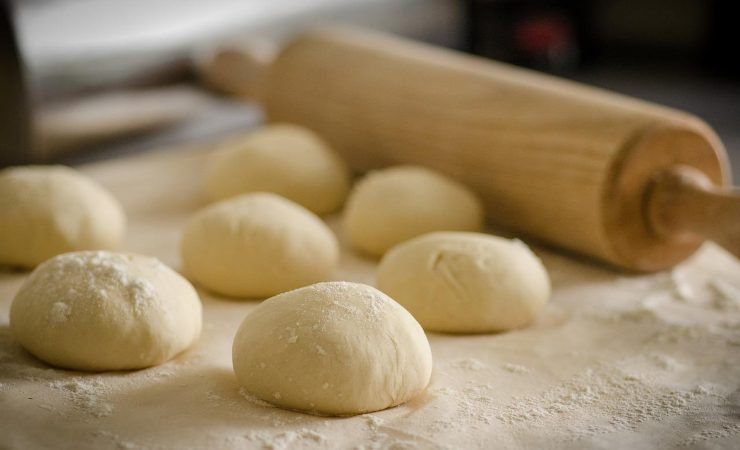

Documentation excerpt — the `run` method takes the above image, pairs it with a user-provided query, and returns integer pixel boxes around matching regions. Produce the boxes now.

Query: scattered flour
[363,414,385,429]
[48,377,114,418]
[19,251,162,319]
[495,362,715,441]
[449,358,488,371]
[679,422,740,447]
[93,430,139,449]
[708,279,740,311]
[48,302,71,323]
[2,238,739,449]
[501,363,530,374]
[239,429,326,450]
[648,353,684,371]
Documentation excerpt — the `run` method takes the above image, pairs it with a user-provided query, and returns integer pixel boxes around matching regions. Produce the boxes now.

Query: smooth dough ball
[205,124,350,214]
[232,281,432,416]
[10,251,202,371]
[181,193,339,298]
[0,166,126,268]
[343,165,484,257]
[377,232,550,333]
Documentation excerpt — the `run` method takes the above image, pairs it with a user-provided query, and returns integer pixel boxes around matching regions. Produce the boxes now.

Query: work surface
[1,144,739,450]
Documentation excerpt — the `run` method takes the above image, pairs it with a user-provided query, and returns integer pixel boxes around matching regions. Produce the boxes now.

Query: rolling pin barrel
[203,27,737,271]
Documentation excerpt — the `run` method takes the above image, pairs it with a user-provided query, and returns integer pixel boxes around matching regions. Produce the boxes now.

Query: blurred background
[1,0,738,178]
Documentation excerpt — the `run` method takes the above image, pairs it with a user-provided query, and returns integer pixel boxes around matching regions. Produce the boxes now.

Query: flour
[680,423,740,447]
[48,377,114,418]
[2,204,740,450]
[48,302,71,323]
[648,353,683,371]
[241,429,326,450]
[92,430,139,449]
[708,279,740,311]
[449,358,488,371]
[21,251,162,317]
[363,414,385,429]
[496,362,715,442]
[501,363,530,374]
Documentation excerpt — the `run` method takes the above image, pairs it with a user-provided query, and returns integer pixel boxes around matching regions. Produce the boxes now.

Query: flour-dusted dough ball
[232,281,432,416]
[10,251,202,371]
[0,166,126,268]
[343,166,484,257]
[205,124,350,214]
[181,193,339,298]
[377,232,550,333]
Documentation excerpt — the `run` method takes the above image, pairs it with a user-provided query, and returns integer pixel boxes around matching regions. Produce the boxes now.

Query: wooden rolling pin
[199,26,739,272]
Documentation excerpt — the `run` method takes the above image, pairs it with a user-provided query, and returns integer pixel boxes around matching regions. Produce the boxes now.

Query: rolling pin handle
[647,165,740,259]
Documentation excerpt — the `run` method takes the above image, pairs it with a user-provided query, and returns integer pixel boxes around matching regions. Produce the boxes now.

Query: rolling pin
[199,26,739,272]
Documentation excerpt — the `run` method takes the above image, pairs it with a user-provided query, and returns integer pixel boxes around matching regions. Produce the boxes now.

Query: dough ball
[205,124,350,214]
[232,281,432,416]
[377,232,550,333]
[0,166,126,268]
[343,166,484,256]
[10,251,202,371]
[181,193,339,298]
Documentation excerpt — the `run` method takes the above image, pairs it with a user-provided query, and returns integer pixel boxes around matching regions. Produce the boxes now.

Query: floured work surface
[1,145,739,450]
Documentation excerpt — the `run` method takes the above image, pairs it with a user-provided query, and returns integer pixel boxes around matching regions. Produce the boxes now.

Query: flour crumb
[93,430,139,449]
[649,353,683,371]
[364,414,385,429]
[48,377,114,417]
[502,363,530,374]
[450,358,488,371]
[244,428,326,450]
[708,279,740,311]
[496,363,713,440]
[48,302,70,323]
[353,431,419,450]
[680,422,740,446]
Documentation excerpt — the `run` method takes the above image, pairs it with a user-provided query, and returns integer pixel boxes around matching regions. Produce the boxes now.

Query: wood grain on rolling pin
[215,27,733,271]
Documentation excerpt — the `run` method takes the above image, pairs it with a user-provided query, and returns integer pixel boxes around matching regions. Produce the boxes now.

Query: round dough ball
[205,124,350,214]
[10,251,202,371]
[377,232,550,333]
[0,166,126,268]
[343,165,484,257]
[181,193,339,298]
[232,281,432,416]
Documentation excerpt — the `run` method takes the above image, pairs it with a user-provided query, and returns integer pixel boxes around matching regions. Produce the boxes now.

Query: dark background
[2,0,738,178]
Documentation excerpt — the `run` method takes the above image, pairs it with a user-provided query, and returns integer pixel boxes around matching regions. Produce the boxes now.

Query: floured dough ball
[377,232,550,333]
[0,166,126,268]
[9,251,202,371]
[205,124,350,214]
[181,193,339,298]
[232,281,432,416]
[343,165,484,256]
